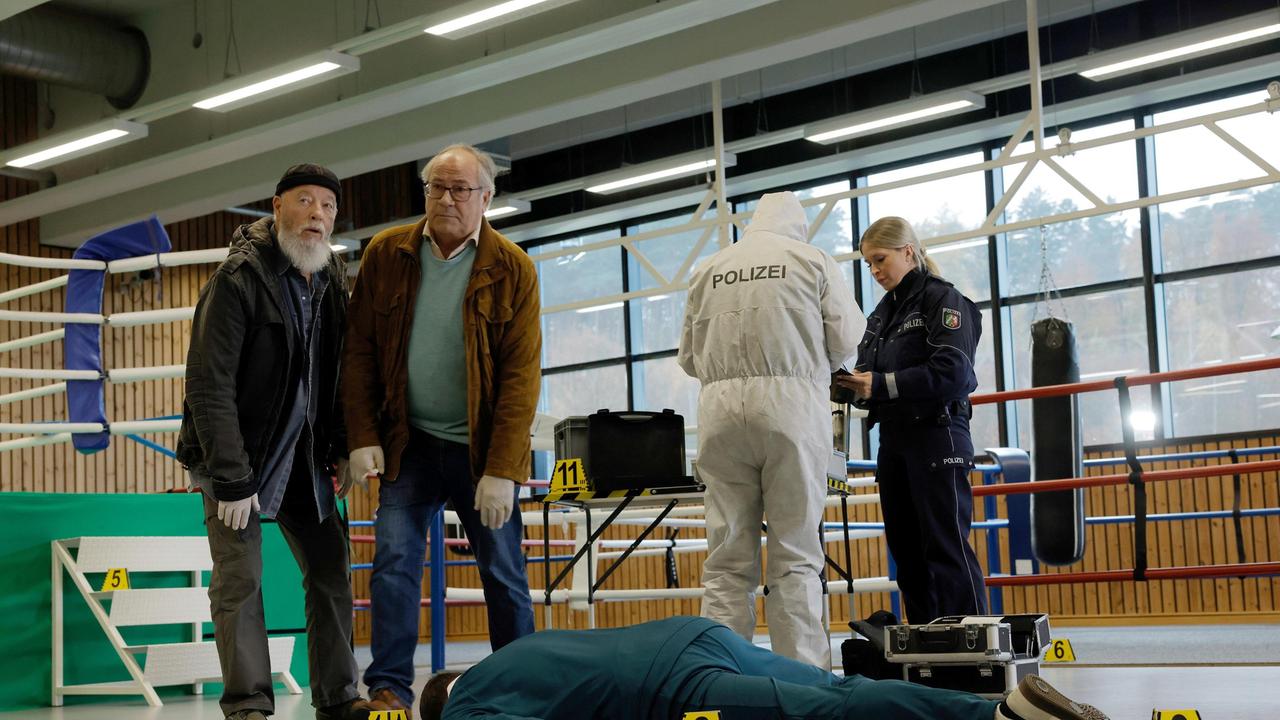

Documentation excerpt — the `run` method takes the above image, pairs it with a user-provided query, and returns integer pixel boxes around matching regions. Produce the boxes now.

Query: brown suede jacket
[343,215,541,484]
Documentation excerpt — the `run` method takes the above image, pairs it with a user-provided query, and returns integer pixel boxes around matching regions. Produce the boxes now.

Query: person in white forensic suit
[678,191,865,668]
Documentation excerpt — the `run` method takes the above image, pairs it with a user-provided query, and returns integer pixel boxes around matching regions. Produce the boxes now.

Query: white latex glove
[474,475,515,530]
[336,458,354,499]
[349,445,384,483]
[217,494,261,531]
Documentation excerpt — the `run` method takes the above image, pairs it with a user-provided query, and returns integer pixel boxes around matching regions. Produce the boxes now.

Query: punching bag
[1029,317,1086,565]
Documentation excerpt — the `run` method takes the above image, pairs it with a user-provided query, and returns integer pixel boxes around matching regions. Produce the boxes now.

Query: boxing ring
[0,218,224,457]
[347,355,1280,671]
[4,223,1279,677]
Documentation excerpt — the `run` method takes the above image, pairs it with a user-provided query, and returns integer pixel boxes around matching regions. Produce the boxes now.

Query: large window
[540,365,628,419]
[1008,289,1153,448]
[537,230,625,367]
[1152,90,1280,272]
[971,307,999,451]
[866,151,990,303]
[1002,119,1142,296]
[798,180,857,294]
[526,82,1280,461]
[1162,266,1280,437]
[627,214,719,354]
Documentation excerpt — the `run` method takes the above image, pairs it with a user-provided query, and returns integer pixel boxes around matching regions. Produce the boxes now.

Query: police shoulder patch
[941,308,961,330]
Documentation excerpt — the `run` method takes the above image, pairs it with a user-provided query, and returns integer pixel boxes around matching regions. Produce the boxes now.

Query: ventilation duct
[0,5,149,108]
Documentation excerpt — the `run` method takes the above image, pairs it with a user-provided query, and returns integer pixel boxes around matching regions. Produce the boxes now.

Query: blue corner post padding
[65,216,171,453]
[984,447,1036,576]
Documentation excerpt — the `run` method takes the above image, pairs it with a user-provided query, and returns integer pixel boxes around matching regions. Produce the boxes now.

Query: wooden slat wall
[420,434,1280,644]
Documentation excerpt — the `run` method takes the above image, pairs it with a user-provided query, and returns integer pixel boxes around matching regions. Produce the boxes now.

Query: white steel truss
[529,0,1280,315]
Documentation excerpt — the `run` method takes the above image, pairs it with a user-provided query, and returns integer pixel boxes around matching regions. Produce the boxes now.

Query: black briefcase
[586,409,689,492]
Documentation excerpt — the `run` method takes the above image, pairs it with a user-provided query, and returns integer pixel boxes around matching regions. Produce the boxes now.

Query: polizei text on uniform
[712,264,789,288]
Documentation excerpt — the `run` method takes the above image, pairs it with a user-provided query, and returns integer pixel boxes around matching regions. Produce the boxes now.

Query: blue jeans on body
[363,429,535,705]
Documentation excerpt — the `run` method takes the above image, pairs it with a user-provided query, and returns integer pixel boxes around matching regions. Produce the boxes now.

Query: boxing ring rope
[351,577,902,610]
[971,459,1280,496]
[1,236,206,453]
[0,247,229,272]
[362,355,1280,668]
[966,355,1280,592]
[970,355,1280,403]
[0,329,65,353]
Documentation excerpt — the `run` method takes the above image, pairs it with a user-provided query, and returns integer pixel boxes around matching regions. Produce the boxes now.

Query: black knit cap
[275,163,341,205]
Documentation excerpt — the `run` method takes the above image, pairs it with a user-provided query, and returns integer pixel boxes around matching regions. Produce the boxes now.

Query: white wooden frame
[51,536,300,707]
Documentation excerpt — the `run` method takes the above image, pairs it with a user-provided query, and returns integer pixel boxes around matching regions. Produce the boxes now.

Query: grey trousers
[201,478,360,715]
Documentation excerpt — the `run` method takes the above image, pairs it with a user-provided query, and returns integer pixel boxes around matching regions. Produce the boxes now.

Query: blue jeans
[363,429,535,705]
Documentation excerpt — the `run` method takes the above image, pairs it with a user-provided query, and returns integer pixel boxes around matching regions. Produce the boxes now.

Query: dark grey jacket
[176,218,347,502]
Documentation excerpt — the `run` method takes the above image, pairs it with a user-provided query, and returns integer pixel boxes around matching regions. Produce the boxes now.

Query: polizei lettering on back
[712,264,788,289]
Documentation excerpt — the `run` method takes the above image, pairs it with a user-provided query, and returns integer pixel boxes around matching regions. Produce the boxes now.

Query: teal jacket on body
[443,616,718,719]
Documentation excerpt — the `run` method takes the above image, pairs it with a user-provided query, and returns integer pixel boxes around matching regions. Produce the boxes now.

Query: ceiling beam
[13,0,1009,247]
[0,1,47,23]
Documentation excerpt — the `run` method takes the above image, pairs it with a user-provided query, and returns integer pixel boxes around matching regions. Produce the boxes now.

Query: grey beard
[278,228,331,275]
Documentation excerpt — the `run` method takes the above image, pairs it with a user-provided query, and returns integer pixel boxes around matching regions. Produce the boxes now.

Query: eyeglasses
[425,182,483,202]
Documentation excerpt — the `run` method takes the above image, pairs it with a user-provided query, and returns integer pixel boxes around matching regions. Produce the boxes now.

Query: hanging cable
[1030,224,1069,328]
[1087,0,1102,54]
[222,0,242,79]
[191,0,203,48]
[909,26,924,97]
[363,0,382,32]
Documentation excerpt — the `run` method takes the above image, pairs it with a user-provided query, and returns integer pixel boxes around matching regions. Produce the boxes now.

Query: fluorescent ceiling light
[586,152,737,195]
[2,119,148,169]
[485,198,531,219]
[805,91,985,144]
[425,0,579,39]
[193,51,359,111]
[1079,15,1280,81]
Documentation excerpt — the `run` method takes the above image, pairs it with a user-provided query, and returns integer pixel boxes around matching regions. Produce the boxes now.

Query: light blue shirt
[406,240,476,444]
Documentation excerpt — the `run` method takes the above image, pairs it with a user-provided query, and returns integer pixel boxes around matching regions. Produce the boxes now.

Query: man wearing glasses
[343,144,542,717]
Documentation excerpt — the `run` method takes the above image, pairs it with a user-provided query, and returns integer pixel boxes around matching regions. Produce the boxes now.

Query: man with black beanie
[178,163,378,720]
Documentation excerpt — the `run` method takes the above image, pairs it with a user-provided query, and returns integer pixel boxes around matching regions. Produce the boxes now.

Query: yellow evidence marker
[1043,638,1076,663]
[1151,711,1202,720]
[550,458,588,492]
[683,712,722,720]
[369,710,409,720]
[100,568,130,591]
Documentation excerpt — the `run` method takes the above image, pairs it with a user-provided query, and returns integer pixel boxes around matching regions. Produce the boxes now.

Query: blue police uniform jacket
[854,268,981,431]
[443,616,719,719]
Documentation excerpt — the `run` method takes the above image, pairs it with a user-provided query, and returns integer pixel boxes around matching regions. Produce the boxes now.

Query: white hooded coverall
[678,192,864,668]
